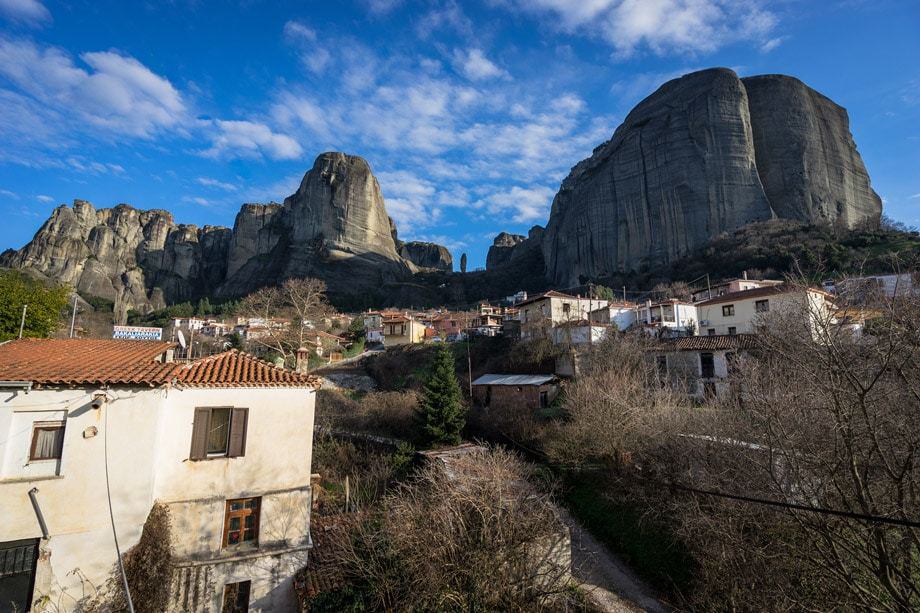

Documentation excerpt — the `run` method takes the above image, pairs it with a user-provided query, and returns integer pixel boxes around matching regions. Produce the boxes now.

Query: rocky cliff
[1,152,445,315]
[399,242,453,271]
[541,68,882,287]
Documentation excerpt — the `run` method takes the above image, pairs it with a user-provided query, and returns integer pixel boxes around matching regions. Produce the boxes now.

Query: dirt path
[558,508,671,613]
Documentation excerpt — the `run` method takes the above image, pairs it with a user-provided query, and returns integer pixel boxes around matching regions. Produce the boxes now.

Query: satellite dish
[177,330,187,349]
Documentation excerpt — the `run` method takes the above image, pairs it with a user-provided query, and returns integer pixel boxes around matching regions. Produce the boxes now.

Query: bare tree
[329,447,572,611]
[237,278,329,363]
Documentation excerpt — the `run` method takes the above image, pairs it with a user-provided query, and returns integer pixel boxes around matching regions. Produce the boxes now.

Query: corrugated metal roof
[472,373,556,386]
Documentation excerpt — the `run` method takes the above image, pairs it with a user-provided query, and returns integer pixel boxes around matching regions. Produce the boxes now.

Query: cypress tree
[418,345,466,447]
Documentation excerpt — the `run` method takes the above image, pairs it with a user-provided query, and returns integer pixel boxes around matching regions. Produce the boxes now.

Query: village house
[690,275,783,302]
[0,339,319,612]
[635,299,698,337]
[830,272,920,301]
[473,303,504,336]
[516,291,609,341]
[381,313,427,346]
[587,302,638,330]
[549,321,611,347]
[695,284,834,336]
[471,374,560,411]
[430,312,465,340]
[652,334,758,398]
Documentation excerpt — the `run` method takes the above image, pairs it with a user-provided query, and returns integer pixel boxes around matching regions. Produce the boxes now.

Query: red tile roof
[0,338,176,386]
[0,339,320,389]
[173,350,321,388]
[656,334,759,351]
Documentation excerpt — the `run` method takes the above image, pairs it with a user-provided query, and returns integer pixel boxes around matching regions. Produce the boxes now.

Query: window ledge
[0,474,64,484]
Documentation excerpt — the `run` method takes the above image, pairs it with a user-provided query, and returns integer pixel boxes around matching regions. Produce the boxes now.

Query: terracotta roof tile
[0,338,176,386]
[174,350,321,388]
[0,339,321,389]
[656,334,759,351]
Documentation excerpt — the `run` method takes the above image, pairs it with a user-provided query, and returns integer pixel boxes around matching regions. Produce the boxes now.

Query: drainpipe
[28,488,50,539]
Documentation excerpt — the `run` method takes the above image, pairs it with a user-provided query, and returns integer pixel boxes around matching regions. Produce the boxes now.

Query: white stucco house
[694,284,834,336]
[635,299,698,337]
[0,338,319,612]
[516,291,609,341]
[587,302,637,330]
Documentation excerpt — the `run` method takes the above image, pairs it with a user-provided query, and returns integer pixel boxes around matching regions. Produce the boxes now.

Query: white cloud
[376,169,471,233]
[36,194,54,203]
[203,120,303,161]
[0,0,50,25]
[496,0,777,57]
[0,37,186,138]
[282,20,317,42]
[66,156,125,175]
[760,35,787,53]
[364,0,403,15]
[197,177,237,191]
[476,185,556,223]
[0,188,18,199]
[909,193,920,200]
[453,48,509,81]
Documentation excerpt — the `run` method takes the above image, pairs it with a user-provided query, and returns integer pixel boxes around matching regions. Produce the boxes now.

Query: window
[700,353,715,378]
[191,408,248,460]
[727,326,737,335]
[29,421,65,461]
[0,538,39,612]
[722,304,735,317]
[562,303,571,315]
[539,391,549,408]
[755,299,769,313]
[224,497,260,547]
[222,580,251,613]
[662,305,675,322]
[707,328,716,336]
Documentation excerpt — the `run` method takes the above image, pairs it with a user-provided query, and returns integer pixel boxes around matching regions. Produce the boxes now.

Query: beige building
[690,277,783,303]
[0,339,319,612]
[695,285,834,336]
[381,314,427,346]
[517,291,609,340]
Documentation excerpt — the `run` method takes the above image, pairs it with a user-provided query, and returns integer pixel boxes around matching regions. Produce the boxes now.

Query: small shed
[471,374,559,411]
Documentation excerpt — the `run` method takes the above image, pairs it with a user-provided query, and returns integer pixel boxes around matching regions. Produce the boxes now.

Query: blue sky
[0,0,918,269]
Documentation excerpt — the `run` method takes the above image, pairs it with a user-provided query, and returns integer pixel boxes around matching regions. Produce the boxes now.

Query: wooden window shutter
[190,408,210,460]
[228,408,248,457]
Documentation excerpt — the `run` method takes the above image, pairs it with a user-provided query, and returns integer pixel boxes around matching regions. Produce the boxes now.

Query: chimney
[743,270,748,280]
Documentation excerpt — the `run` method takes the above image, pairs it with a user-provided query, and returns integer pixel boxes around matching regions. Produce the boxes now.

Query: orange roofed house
[0,339,320,612]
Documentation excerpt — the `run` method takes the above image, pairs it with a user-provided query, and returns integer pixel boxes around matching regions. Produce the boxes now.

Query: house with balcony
[635,299,698,337]
[587,302,637,330]
[0,338,319,612]
[516,291,609,341]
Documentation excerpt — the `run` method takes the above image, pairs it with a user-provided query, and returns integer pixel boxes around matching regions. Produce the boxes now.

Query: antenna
[177,330,187,350]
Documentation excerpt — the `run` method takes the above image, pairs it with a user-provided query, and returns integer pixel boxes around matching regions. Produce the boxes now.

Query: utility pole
[18,304,27,339]
[69,295,78,338]
[706,273,712,300]
[623,286,627,302]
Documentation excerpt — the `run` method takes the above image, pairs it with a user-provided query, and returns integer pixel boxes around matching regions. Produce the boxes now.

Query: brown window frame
[223,497,261,548]
[727,326,737,335]
[755,299,770,313]
[222,579,251,612]
[190,407,248,461]
[29,421,65,461]
[700,353,716,379]
[722,304,735,317]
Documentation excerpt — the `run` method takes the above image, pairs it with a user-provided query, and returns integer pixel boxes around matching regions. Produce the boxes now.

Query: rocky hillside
[537,68,882,287]
[1,153,444,317]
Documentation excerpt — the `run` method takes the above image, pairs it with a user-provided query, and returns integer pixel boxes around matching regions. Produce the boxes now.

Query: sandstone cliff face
[0,200,231,320]
[399,242,453,271]
[541,68,882,287]
[2,152,443,315]
[742,75,882,227]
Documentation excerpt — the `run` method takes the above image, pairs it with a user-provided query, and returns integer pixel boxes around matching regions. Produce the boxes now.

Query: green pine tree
[418,345,466,447]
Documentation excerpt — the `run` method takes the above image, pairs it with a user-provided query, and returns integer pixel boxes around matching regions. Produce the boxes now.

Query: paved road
[558,508,671,613]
